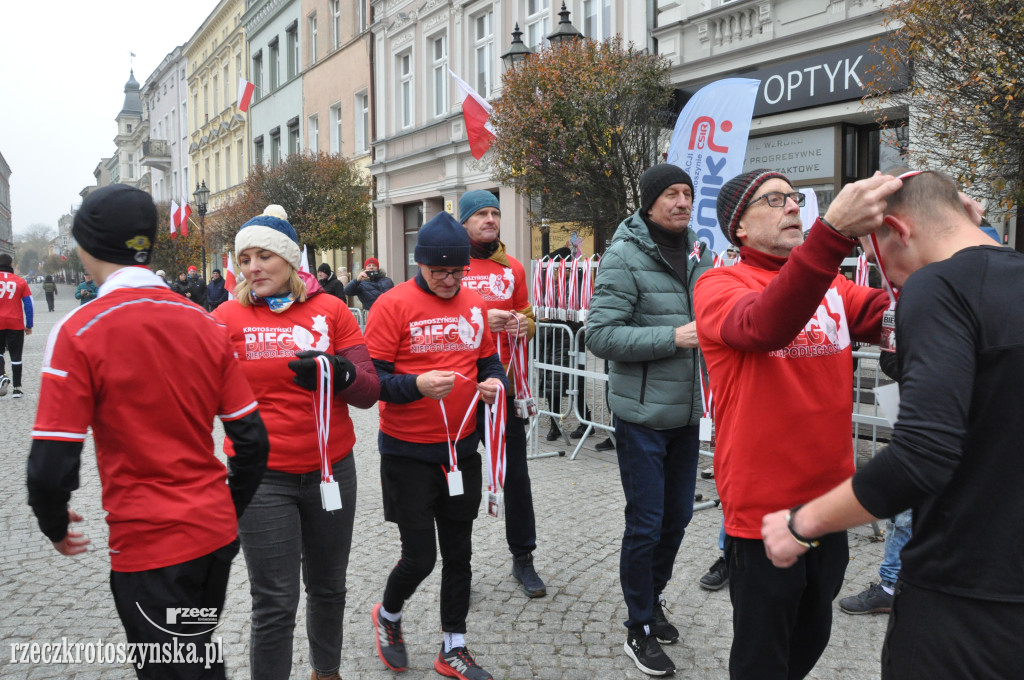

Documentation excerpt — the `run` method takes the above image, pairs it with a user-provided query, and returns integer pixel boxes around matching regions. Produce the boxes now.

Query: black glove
[288,351,357,393]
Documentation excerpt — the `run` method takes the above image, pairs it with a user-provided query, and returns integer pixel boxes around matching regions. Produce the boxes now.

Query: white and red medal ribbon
[578,255,595,322]
[314,356,343,511]
[713,252,724,268]
[698,362,714,442]
[855,252,871,287]
[532,259,546,318]
[565,257,580,319]
[868,231,899,307]
[544,258,557,318]
[556,257,567,319]
[484,382,507,494]
[438,376,482,497]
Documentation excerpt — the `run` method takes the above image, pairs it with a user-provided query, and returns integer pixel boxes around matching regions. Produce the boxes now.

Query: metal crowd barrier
[349,307,366,331]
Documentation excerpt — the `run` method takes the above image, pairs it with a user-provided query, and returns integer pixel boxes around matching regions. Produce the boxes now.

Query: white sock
[881,584,895,596]
[443,632,466,653]
[379,605,401,622]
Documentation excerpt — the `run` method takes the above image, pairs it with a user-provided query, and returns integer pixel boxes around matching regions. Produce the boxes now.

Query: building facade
[141,46,192,205]
[301,0,372,272]
[0,151,11,257]
[112,71,148,192]
[653,0,907,224]
[185,0,249,212]
[244,0,304,171]
[370,0,653,281]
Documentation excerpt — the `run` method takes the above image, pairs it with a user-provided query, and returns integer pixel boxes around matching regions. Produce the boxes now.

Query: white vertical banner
[666,78,761,254]
[799,188,820,230]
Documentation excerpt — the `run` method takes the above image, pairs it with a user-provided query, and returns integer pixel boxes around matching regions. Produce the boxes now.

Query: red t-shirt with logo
[0,271,31,330]
[365,279,496,444]
[32,280,258,572]
[213,291,366,473]
[696,241,887,539]
[461,255,529,361]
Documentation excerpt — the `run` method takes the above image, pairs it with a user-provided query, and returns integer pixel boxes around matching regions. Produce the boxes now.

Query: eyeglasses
[749,191,806,209]
[428,267,470,281]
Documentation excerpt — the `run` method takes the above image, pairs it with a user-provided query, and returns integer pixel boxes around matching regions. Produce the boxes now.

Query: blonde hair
[235,268,308,307]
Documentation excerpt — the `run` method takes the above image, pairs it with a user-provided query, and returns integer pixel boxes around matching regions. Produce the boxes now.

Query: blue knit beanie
[415,212,471,266]
[458,190,501,224]
[235,208,301,270]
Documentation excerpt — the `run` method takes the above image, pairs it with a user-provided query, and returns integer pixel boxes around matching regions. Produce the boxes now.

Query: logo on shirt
[243,315,331,359]
[770,287,851,359]
[409,307,484,353]
[462,268,515,301]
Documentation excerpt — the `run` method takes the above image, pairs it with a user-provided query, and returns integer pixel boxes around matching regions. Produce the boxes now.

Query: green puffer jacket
[586,211,712,430]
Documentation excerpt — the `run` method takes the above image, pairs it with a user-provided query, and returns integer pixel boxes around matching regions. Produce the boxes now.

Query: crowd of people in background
[11,155,1022,680]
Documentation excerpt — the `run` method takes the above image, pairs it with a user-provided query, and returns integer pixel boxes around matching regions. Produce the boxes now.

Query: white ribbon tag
[699,417,713,442]
[447,469,464,497]
[320,481,342,511]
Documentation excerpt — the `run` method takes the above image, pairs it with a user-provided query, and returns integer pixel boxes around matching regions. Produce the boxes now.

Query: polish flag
[224,252,237,300]
[238,77,255,113]
[299,245,310,273]
[170,200,180,238]
[449,69,495,160]
[179,199,192,237]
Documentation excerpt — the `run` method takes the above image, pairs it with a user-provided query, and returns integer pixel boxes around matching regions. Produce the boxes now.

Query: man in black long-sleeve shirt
[26,185,269,680]
[762,169,1024,679]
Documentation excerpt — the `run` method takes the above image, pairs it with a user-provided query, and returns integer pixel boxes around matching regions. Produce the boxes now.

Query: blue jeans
[615,417,700,630]
[879,509,912,586]
[238,455,357,680]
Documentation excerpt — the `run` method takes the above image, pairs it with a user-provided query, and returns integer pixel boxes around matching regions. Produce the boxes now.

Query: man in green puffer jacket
[587,164,712,677]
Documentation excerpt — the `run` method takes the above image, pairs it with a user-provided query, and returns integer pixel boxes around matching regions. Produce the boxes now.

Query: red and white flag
[169,200,180,238]
[179,198,192,237]
[238,77,255,113]
[224,252,237,300]
[449,69,495,160]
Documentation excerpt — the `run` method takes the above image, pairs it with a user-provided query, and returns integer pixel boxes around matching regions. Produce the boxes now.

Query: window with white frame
[431,34,448,118]
[583,0,612,40]
[332,0,341,50]
[329,103,342,153]
[254,139,264,166]
[213,75,219,112]
[269,38,280,90]
[356,0,367,32]
[308,114,319,153]
[252,52,263,102]
[398,52,413,129]
[237,140,244,174]
[224,146,231,186]
[223,64,230,107]
[288,122,300,156]
[355,91,369,153]
[526,0,549,49]
[270,130,281,167]
[287,23,299,79]
[474,10,494,98]
[309,14,318,63]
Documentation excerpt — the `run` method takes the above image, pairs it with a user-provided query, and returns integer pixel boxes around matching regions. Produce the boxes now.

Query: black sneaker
[433,645,493,680]
[839,582,893,615]
[595,437,615,451]
[624,628,675,676]
[512,553,547,598]
[545,421,561,441]
[699,556,728,591]
[651,599,679,644]
[371,602,407,671]
[0,375,9,397]
[12,388,22,399]
[569,424,588,439]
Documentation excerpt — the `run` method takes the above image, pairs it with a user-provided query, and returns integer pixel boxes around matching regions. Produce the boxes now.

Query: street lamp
[546,2,583,46]
[500,23,533,70]
[193,180,210,278]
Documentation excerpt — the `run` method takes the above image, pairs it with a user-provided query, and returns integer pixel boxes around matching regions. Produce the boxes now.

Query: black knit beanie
[717,169,788,246]
[414,212,471,266]
[73,184,158,265]
[639,164,694,216]
[317,262,333,275]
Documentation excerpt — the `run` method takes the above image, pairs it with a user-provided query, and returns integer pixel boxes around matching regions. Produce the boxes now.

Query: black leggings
[0,328,25,387]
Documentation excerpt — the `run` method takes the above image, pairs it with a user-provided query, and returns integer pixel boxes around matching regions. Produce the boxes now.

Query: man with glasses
[458,190,546,600]
[694,168,902,679]
[587,164,712,676]
[761,169,1024,680]
[365,211,507,680]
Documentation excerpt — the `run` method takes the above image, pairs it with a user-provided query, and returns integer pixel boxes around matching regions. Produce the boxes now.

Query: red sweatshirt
[694,222,889,538]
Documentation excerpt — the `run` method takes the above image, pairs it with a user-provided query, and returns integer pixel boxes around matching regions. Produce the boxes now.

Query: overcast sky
[1,1,219,236]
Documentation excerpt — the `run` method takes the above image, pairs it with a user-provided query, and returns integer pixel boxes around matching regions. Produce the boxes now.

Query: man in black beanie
[587,163,712,676]
[27,183,269,679]
[693,170,901,679]
[316,261,346,300]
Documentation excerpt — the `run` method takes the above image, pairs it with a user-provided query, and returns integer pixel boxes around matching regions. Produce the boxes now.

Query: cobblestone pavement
[1,285,889,679]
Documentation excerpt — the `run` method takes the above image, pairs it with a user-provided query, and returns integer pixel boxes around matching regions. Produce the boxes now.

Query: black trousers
[110,539,239,679]
[0,328,25,386]
[477,400,537,558]
[882,580,1024,680]
[726,532,848,680]
[380,447,481,633]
